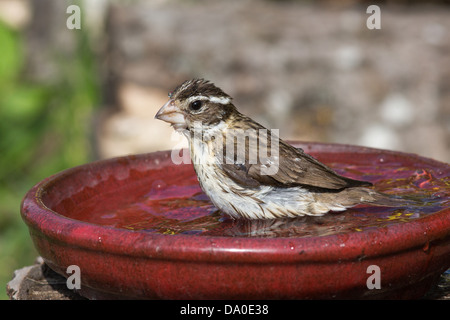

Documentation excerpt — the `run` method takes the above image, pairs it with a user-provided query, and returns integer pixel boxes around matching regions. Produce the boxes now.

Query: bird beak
[155,99,187,130]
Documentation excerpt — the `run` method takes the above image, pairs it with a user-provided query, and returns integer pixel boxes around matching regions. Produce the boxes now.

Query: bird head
[155,79,236,132]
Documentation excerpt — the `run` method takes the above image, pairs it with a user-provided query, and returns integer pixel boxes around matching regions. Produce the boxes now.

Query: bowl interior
[38,143,449,239]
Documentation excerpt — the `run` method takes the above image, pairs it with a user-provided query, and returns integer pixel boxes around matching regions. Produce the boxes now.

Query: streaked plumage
[155,79,400,219]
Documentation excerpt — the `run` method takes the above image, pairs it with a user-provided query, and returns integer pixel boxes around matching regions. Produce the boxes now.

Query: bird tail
[339,187,419,208]
[314,187,419,213]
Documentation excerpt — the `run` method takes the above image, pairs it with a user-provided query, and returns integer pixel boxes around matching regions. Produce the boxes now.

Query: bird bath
[21,142,450,299]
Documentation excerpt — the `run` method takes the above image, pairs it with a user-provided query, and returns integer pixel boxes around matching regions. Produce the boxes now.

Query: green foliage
[0,20,100,299]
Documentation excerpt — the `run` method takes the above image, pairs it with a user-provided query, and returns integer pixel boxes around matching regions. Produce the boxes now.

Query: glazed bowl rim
[21,142,450,264]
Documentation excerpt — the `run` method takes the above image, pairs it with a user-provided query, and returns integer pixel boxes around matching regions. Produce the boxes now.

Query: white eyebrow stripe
[209,96,231,104]
[186,95,231,105]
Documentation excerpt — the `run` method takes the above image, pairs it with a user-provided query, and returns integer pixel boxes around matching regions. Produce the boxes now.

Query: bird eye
[189,100,203,111]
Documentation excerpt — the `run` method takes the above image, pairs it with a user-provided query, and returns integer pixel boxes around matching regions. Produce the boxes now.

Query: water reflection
[223,216,340,238]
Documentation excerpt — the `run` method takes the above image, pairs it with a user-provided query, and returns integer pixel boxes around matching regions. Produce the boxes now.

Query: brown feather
[221,111,372,191]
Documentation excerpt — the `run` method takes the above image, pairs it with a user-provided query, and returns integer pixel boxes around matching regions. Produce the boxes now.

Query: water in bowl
[68,154,449,238]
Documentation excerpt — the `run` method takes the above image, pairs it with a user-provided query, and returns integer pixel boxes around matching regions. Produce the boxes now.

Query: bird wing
[221,137,372,190]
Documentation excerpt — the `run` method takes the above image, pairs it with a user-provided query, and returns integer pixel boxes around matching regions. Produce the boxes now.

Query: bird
[155,78,402,220]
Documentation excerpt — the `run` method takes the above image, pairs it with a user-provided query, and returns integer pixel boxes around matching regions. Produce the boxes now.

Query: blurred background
[1,0,449,299]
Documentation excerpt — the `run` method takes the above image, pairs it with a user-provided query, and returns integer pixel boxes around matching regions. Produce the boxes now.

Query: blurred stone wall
[98,0,449,163]
[11,0,449,163]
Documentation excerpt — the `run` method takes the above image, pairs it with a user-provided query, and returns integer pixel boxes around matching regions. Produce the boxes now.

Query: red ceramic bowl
[21,142,450,299]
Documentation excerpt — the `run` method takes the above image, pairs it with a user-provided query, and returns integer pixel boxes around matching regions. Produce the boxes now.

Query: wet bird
[155,79,400,220]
